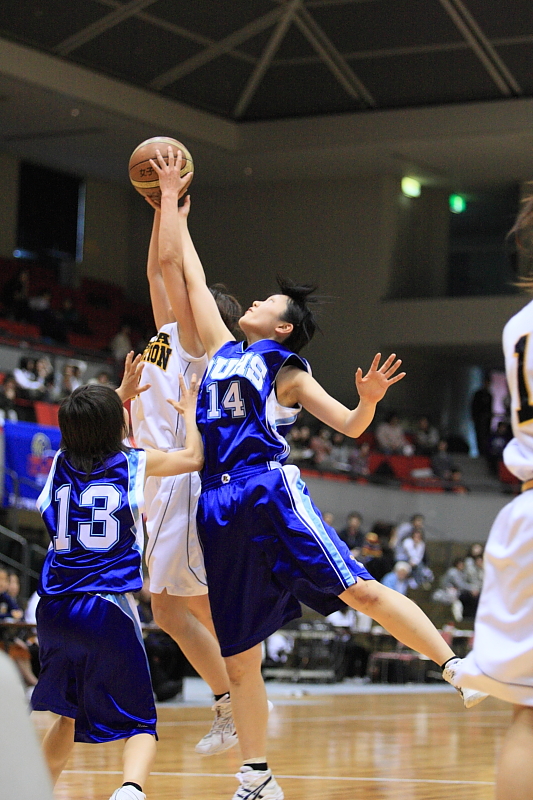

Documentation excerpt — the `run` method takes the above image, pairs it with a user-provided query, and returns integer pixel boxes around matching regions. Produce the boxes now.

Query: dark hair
[209,284,242,335]
[58,385,128,475]
[453,557,465,568]
[276,275,320,353]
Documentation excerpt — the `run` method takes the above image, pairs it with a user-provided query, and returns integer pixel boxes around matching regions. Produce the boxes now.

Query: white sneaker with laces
[442,657,488,708]
[232,766,284,800]
[195,693,237,755]
[195,695,274,756]
[108,786,146,800]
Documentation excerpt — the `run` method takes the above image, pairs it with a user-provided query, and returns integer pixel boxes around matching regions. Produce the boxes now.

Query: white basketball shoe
[108,786,145,800]
[195,695,274,756]
[442,657,488,708]
[232,766,284,800]
[195,693,238,755]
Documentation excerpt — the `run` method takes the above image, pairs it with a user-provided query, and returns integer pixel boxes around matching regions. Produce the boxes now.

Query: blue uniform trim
[287,470,356,587]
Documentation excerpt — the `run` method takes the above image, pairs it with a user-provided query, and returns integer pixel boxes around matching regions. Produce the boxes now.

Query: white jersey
[131,323,209,597]
[502,298,533,481]
[132,323,208,451]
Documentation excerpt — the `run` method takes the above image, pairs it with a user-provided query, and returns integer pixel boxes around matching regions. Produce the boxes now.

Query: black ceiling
[0,0,531,122]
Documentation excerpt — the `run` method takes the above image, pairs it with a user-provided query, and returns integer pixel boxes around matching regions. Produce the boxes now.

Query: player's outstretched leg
[340,580,488,708]
[108,732,156,800]
[151,591,237,755]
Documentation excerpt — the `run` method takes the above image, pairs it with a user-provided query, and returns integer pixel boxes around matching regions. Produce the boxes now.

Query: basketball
[129,136,194,201]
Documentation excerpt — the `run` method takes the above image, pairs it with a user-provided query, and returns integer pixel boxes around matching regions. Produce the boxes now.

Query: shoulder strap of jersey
[36,449,63,515]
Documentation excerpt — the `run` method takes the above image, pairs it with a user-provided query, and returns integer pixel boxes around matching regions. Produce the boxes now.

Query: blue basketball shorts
[198,463,373,656]
[31,592,157,744]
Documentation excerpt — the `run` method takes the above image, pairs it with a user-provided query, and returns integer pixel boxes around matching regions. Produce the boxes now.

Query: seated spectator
[338,512,365,553]
[56,362,85,401]
[432,557,480,622]
[359,531,382,563]
[364,522,397,582]
[375,412,413,455]
[0,373,18,421]
[28,289,62,341]
[0,565,22,621]
[310,426,333,469]
[445,468,470,494]
[382,561,412,595]
[463,544,484,591]
[430,439,456,480]
[400,528,434,589]
[349,441,371,479]
[1,268,30,321]
[110,323,133,363]
[286,425,314,468]
[13,357,45,399]
[329,432,352,472]
[413,415,440,455]
[488,420,512,475]
[88,370,116,388]
[395,514,425,560]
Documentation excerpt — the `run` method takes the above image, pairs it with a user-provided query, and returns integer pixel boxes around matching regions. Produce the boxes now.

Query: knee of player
[224,653,254,685]
[344,579,382,613]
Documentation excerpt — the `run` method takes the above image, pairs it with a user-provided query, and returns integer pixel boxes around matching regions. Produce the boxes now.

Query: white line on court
[63,770,494,786]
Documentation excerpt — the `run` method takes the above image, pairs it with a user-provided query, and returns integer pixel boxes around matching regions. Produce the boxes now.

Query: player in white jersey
[131,202,242,754]
[455,196,533,799]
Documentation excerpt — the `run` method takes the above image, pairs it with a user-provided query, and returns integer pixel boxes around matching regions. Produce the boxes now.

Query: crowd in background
[287,404,513,491]
[324,510,485,622]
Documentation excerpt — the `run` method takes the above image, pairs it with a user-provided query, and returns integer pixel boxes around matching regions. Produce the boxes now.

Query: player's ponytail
[276,275,321,353]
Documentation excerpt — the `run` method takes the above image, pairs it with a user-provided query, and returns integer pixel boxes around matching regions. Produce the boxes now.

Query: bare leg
[151,590,229,695]
[224,645,268,760]
[40,714,75,785]
[496,706,533,800]
[340,581,454,665]
[122,733,157,789]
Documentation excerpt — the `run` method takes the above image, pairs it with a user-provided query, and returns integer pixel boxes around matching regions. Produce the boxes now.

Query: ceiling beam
[438,0,522,96]
[294,5,376,108]
[95,0,257,64]
[150,6,286,90]
[233,0,302,119]
[55,0,160,56]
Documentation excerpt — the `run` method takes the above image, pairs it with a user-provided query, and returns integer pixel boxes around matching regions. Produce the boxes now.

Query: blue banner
[3,421,61,510]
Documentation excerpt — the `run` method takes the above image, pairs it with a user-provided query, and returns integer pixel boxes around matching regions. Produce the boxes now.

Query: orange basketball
[128,136,194,201]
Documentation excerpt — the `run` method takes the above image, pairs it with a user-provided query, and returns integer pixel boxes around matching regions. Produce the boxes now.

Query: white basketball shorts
[144,472,208,597]
[456,489,533,706]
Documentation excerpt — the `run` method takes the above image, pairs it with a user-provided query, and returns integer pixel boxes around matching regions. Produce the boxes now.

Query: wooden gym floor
[34,682,507,800]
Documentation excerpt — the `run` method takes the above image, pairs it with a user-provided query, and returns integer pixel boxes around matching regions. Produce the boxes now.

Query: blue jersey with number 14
[197,339,309,479]
[37,449,146,596]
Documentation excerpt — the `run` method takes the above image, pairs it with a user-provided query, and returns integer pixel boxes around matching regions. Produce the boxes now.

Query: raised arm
[144,182,203,357]
[277,353,405,439]
[144,374,203,477]
[152,147,234,360]
[145,206,174,330]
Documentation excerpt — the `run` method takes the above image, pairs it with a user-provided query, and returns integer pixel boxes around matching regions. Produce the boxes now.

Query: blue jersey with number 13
[37,449,146,596]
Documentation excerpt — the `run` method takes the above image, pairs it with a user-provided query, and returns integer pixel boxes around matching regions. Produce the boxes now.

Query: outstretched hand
[167,373,199,416]
[149,146,192,199]
[355,353,405,404]
[116,351,151,403]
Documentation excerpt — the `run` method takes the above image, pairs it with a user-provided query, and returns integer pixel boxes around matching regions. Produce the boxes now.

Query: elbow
[159,251,181,272]
[192,453,204,472]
